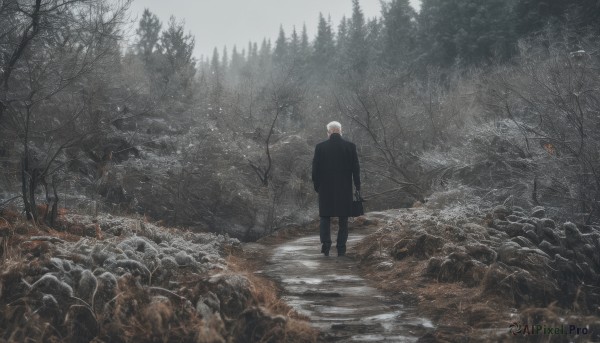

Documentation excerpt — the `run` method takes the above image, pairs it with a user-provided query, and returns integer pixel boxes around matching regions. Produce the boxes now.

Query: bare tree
[490,35,600,222]
[248,65,304,186]
[0,0,130,222]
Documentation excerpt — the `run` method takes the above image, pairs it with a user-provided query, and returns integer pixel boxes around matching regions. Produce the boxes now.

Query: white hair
[326,121,342,132]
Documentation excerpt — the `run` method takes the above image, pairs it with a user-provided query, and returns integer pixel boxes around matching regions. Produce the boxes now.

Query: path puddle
[263,234,433,342]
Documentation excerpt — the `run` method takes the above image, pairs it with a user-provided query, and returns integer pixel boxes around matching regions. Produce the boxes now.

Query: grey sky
[128,0,421,60]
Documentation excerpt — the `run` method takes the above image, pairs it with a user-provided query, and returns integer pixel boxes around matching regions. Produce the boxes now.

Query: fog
[128,0,422,59]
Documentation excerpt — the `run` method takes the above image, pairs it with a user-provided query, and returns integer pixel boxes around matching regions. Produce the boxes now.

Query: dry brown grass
[0,210,318,343]
[352,221,516,342]
[226,253,319,343]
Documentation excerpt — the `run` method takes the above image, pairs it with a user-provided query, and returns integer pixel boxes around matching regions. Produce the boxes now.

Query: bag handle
[354,190,364,202]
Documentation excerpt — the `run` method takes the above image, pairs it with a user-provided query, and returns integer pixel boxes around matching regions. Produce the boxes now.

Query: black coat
[311,133,361,217]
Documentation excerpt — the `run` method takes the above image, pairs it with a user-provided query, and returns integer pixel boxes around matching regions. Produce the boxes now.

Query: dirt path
[253,226,434,342]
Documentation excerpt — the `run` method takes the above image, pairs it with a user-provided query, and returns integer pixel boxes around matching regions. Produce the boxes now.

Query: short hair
[326,121,342,132]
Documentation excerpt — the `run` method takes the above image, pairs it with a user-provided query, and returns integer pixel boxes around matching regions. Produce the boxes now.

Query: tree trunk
[21,155,34,220]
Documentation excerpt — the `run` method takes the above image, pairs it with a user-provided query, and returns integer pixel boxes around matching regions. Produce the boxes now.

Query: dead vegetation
[352,207,600,342]
[226,254,318,342]
[0,208,318,343]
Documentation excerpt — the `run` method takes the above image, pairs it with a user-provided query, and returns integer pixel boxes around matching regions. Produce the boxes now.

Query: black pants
[320,216,348,255]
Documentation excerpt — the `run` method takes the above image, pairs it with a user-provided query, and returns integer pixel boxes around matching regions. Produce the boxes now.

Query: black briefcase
[351,190,365,217]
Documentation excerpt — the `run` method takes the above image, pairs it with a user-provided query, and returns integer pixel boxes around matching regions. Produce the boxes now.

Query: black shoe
[337,253,345,257]
[324,251,330,256]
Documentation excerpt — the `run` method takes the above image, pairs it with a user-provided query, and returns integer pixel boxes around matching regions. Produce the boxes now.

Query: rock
[531,206,546,218]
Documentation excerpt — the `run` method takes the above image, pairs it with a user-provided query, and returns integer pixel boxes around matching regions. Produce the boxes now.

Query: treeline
[1,0,599,234]
[127,0,600,225]
[187,0,600,79]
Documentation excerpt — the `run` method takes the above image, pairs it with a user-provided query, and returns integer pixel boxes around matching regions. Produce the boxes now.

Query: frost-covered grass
[353,203,600,342]
[0,209,317,342]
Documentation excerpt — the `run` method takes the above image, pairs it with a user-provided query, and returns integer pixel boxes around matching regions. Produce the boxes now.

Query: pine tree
[273,26,288,65]
[158,15,196,97]
[345,0,369,76]
[336,16,349,65]
[252,42,259,61]
[418,0,515,67]
[313,13,335,74]
[258,38,272,71]
[515,0,599,36]
[229,45,243,83]
[210,47,220,74]
[299,23,312,69]
[230,45,242,67]
[515,0,567,36]
[575,0,600,33]
[135,9,162,63]
[381,0,417,68]
[289,26,300,62]
[161,16,195,73]
[300,24,311,56]
[366,18,384,66]
[210,47,223,108]
[221,46,229,71]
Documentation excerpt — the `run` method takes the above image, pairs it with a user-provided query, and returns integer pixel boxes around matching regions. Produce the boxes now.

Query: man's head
[326,121,342,137]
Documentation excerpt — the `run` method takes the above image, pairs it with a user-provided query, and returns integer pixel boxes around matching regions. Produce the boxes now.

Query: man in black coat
[311,121,361,256]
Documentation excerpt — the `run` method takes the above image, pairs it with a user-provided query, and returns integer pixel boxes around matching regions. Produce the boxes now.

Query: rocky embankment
[0,211,315,342]
[353,206,600,342]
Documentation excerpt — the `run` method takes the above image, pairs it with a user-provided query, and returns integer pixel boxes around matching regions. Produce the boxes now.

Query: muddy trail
[246,220,434,342]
